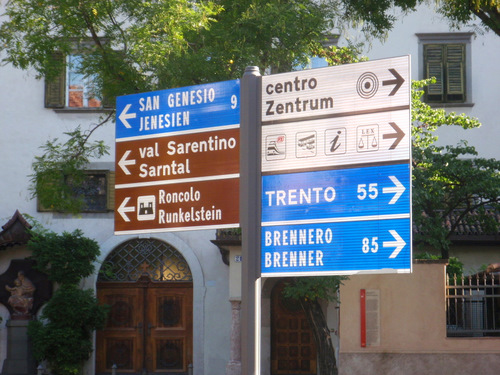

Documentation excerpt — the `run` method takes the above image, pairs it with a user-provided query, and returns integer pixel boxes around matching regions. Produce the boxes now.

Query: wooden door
[271,281,317,375]
[96,280,193,374]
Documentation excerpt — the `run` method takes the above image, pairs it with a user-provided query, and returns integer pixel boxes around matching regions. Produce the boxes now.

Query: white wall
[0,9,231,373]
[339,4,500,160]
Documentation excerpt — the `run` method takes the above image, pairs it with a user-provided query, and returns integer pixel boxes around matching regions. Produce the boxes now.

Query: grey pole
[240,66,261,375]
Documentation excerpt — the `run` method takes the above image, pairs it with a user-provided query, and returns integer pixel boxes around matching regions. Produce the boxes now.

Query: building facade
[1,3,499,375]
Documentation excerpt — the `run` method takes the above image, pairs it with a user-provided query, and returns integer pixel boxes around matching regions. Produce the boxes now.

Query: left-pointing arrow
[119,103,136,129]
[118,197,135,222]
[383,122,405,150]
[384,230,406,259]
[118,150,136,175]
[382,175,405,204]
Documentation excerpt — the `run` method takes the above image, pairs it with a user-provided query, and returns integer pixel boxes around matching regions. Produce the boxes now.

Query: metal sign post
[240,66,262,375]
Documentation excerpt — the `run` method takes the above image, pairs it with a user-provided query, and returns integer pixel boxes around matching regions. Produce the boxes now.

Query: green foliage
[411,78,481,149]
[447,256,465,276]
[411,79,500,257]
[437,0,500,36]
[27,229,107,375]
[314,44,369,66]
[0,0,347,213]
[28,285,108,375]
[413,252,464,276]
[282,276,347,303]
[29,126,109,214]
[28,229,100,285]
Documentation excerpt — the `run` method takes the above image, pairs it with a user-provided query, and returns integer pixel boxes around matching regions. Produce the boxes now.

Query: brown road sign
[116,127,239,185]
[115,178,239,234]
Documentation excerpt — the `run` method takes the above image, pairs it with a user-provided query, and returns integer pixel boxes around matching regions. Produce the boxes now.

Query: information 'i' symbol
[356,72,379,99]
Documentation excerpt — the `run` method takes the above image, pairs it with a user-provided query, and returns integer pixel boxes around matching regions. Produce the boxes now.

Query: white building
[0,3,499,375]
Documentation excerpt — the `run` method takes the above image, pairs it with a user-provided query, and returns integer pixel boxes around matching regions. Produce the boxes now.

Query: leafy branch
[29,116,111,214]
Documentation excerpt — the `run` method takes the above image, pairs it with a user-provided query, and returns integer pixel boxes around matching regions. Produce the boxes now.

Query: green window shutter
[44,52,66,108]
[106,171,115,211]
[424,44,444,100]
[445,44,465,101]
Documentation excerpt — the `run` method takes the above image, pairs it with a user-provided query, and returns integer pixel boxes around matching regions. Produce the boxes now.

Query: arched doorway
[96,238,193,375]
[271,281,317,375]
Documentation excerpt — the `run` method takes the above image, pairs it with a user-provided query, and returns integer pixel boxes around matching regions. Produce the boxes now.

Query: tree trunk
[300,298,338,375]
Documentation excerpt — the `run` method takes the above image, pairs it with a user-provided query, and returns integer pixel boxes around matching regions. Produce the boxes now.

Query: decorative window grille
[98,238,192,282]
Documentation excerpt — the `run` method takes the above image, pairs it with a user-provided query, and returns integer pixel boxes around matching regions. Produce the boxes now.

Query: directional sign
[261,218,411,276]
[116,127,239,186]
[115,178,239,233]
[116,80,240,140]
[261,56,409,125]
[262,163,410,224]
[260,56,411,276]
[115,80,240,234]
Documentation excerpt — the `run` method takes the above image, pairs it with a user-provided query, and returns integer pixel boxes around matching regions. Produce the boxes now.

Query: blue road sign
[262,163,410,224]
[261,217,411,276]
[116,80,240,140]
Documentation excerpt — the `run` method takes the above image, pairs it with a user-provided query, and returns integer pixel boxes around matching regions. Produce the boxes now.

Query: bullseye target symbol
[356,72,379,99]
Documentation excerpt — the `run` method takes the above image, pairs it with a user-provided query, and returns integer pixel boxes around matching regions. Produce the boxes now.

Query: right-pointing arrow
[382,68,405,96]
[118,197,135,222]
[118,150,136,175]
[383,122,405,150]
[384,230,406,259]
[383,175,405,204]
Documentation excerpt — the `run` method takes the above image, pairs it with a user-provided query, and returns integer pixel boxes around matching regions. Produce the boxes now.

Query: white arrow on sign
[119,103,136,129]
[118,197,135,222]
[118,150,136,175]
[385,230,406,259]
[383,175,405,204]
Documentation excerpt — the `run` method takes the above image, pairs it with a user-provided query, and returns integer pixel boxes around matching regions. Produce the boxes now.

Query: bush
[28,286,108,375]
[414,252,464,276]
[28,229,100,284]
[27,229,107,375]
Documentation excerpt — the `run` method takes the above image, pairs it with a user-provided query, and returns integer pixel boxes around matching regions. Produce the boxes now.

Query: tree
[282,276,346,375]
[412,78,500,259]
[337,0,500,37]
[437,0,500,37]
[282,47,500,374]
[0,0,429,212]
[27,229,108,375]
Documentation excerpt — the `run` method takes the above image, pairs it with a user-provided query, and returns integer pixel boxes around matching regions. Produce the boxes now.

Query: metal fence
[446,273,500,337]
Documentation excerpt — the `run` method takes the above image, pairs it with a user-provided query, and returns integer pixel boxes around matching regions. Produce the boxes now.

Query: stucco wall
[341,3,500,161]
[339,260,500,374]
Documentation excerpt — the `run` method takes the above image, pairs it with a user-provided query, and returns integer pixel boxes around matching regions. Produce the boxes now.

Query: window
[38,170,115,213]
[417,33,473,105]
[424,44,465,103]
[66,54,102,108]
[45,52,110,110]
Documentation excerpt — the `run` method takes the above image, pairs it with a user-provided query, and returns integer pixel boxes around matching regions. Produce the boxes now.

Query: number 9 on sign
[231,94,238,109]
